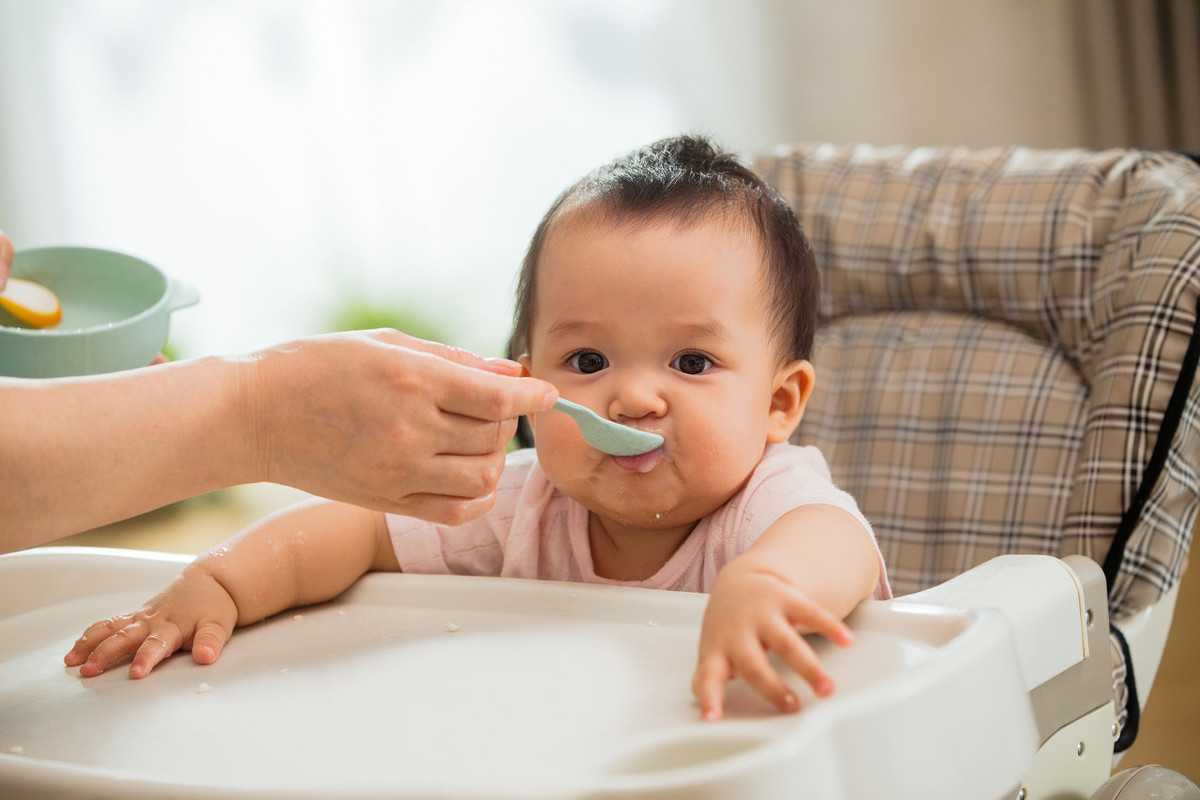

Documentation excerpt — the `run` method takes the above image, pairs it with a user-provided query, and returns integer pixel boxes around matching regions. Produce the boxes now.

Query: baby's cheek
[532,414,595,476]
[681,430,761,495]
[532,412,578,452]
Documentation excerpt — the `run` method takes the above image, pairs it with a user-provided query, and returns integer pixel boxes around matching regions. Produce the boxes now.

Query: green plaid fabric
[754,143,1200,748]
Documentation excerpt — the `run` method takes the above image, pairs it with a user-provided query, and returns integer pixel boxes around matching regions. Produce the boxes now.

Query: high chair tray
[0,547,1042,800]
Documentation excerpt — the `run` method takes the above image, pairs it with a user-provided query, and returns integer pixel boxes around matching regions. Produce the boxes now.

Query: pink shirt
[387,442,890,597]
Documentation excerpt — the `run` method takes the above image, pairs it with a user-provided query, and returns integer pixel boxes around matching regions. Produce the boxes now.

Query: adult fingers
[430,357,557,422]
[387,489,499,527]
[399,451,507,505]
[376,330,524,377]
[0,229,11,287]
[426,414,517,458]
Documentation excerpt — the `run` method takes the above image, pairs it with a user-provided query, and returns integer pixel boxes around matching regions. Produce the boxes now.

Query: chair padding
[754,144,1200,619]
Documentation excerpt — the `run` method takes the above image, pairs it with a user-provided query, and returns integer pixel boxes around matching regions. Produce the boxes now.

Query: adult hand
[246,329,558,524]
[0,229,12,288]
[0,329,557,552]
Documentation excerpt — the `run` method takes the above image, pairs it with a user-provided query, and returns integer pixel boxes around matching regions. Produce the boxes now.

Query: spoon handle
[551,398,663,457]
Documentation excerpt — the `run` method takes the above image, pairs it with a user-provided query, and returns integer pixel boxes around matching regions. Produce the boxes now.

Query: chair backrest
[753,143,1200,749]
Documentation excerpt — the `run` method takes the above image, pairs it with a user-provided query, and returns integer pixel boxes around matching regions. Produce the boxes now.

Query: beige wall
[752,0,1089,150]
[748,0,1200,153]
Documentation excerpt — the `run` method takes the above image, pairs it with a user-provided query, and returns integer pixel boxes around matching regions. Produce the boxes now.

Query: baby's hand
[64,565,239,679]
[692,567,854,721]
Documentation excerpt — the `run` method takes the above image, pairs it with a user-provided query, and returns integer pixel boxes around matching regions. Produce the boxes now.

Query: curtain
[1074,0,1200,151]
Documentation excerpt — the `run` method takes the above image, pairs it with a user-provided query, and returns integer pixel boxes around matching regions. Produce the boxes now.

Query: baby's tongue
[613,449,663,473]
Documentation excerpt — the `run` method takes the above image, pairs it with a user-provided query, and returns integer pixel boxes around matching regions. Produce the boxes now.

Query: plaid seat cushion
[802,309,1087,595]
[754,143,1200,749]
[754,142,1200,612]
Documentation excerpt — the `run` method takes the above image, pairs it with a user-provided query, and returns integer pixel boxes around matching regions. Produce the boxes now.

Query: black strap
[1111,623,1142,753]
[1102,295,1200,588]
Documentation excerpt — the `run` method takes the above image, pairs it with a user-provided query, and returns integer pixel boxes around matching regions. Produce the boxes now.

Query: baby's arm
[692,504,880,721]
[65,499,397,678]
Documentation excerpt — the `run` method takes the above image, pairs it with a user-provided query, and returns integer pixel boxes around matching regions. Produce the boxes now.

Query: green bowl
[0,247,200,378]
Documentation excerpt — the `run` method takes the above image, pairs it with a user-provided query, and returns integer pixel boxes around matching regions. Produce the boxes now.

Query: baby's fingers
[692,653,733,722]
[765,622,834,699]
[784,595,854,647]
[729,637,802,715]
[128,622,186,679]
[64,614,136,668]
[73,619,152,677]
[188,619,231,666]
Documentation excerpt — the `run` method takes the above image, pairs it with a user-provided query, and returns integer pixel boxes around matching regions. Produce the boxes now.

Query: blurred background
[3,0,1197,361]
[2,0,1197,777]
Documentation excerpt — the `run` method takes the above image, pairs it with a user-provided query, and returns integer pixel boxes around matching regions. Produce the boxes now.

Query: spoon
[552,398,664,457]
[0,278,62,328]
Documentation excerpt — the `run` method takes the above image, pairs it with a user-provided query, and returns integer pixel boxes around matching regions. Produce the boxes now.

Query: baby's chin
[586,495,723,534]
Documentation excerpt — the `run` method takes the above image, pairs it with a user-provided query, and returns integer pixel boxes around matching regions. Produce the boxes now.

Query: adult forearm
[0,329,557,554]
[0,356,258,551]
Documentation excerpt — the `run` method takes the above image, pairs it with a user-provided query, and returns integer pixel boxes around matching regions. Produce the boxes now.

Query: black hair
[511,134,818,364]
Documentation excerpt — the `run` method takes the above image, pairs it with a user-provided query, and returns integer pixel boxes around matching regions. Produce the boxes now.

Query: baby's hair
[511,134,819,364]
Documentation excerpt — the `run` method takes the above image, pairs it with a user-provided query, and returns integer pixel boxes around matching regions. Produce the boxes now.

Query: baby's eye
[568,350,608,374]
[672,352,713,375]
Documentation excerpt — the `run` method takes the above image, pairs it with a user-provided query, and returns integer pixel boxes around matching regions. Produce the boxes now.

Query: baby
[66,135,890,721]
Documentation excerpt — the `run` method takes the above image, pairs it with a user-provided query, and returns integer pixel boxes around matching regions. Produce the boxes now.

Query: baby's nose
[607,374,667,422]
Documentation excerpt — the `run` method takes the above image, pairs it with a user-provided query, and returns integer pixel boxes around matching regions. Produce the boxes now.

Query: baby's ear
[767,359,815,443]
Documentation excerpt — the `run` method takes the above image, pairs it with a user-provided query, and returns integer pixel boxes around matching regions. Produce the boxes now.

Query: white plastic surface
[1113,582,1179,715]
[0,547,1042,800]
[898,555,1089,690]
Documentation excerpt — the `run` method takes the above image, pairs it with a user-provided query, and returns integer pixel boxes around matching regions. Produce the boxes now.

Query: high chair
[755,141,1200,798]
[2,144,1198,800]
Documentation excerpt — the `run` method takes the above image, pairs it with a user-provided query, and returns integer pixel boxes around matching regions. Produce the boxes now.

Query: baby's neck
[587,513,698,582]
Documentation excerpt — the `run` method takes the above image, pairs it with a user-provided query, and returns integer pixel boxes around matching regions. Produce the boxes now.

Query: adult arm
[0,330,557,552]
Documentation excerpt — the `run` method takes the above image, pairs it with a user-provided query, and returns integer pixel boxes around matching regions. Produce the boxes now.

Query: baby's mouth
[612,447,665,474]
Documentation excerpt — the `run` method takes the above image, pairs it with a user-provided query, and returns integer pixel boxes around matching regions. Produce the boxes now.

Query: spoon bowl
[552,398,664,457]
[0,278,62,328]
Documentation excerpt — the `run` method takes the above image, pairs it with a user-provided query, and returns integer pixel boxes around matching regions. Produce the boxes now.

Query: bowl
[0,246,200,378]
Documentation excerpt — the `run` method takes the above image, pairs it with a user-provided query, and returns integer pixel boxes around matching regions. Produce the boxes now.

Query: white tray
[0,547,1041,799]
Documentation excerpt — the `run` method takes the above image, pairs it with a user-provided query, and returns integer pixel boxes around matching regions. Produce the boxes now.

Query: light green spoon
[552,398,664,456]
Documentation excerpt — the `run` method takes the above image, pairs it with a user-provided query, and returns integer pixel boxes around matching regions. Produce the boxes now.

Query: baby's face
[522,215,812,533]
